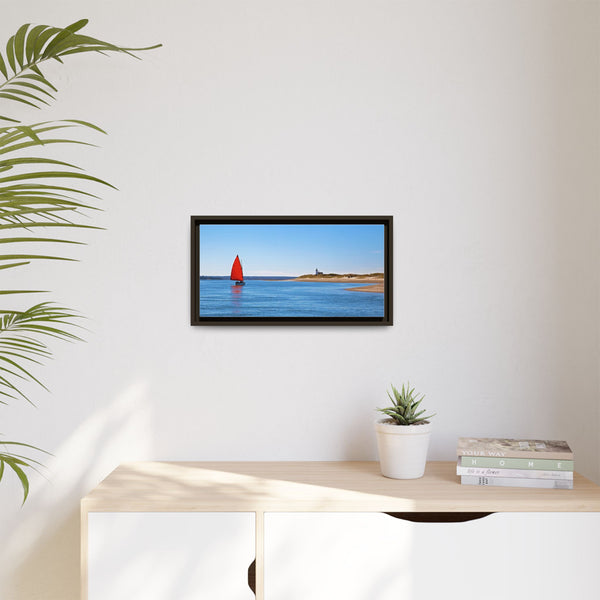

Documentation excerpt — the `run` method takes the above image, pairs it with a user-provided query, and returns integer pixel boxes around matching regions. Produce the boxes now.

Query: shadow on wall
[0,381,153,600]
[342,402,379,460]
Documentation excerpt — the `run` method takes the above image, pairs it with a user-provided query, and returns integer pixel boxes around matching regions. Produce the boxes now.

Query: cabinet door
[88,512,255,600]
[264,512,600,600]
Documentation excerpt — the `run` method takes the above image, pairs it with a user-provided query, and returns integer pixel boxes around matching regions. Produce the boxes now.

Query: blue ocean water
[198,277,384,318]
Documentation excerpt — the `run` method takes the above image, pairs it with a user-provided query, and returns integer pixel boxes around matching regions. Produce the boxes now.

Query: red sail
[230,255,244,281]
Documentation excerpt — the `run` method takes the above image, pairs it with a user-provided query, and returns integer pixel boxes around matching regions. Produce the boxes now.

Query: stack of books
[456,437,574,489]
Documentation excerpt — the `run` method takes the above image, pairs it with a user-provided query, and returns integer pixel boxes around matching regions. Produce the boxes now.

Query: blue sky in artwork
[199,223,385,276]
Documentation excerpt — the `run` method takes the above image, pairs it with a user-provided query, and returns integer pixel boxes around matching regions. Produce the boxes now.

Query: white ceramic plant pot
[375,419,432,479]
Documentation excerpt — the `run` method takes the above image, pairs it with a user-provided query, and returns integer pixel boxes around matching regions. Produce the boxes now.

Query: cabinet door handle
[384,512,493,523]
[248,558,256,595]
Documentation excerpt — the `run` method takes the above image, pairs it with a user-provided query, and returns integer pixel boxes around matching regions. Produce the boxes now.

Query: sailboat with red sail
[230,255,245,286]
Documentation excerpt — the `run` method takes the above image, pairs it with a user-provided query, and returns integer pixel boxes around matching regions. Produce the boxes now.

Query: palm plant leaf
[0,303,82,405]
[0,19,159,503]
[0,120,112,293]
[0,440,50,503]
[0,20,160,117]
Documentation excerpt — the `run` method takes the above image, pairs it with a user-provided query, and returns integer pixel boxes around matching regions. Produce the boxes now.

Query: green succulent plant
[377,383,435,426]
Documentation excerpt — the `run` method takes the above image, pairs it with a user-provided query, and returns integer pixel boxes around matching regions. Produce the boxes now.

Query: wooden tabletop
[80,461,600,513]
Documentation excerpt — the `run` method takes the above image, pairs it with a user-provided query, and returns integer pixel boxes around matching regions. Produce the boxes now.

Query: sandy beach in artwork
[287,273,385,293]
[344,283,384,293]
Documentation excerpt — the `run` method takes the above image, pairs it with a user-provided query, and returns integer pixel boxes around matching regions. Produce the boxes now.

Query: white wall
[0,1,598,598]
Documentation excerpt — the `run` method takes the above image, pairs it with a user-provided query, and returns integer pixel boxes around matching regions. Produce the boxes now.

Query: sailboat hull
[234,281,245,286]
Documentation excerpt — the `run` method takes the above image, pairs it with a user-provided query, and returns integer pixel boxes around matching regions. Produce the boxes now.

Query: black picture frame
[190,215,393,326]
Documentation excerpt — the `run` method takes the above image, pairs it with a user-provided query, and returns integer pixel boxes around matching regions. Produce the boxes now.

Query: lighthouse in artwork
[230,255,245,286]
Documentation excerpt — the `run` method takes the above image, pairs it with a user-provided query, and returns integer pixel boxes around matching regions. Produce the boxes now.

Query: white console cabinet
[264,511,600,600]
[81,462,600,600]
[88,512,255,600]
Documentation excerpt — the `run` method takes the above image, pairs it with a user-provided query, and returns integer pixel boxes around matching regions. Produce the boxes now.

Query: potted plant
[375,383,435,479]
[0,20,160,502]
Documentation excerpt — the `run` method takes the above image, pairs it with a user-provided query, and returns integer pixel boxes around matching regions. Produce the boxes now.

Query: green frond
[0,236,85,245]
[0,304,83,405]
[0,19,160,120]
[0,120,109,272]
[0,120,109,262]
[0,19,160,503]
[0,289,47,295]
[0,441,49,503]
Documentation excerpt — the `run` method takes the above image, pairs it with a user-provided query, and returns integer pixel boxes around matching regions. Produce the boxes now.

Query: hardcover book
[460,456,574,471]
[456,461,573,480]
[457,437,573,460]
[461,475,573,490]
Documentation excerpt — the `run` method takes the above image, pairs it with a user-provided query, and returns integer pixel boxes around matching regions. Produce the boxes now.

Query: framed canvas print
[190,216,393,325]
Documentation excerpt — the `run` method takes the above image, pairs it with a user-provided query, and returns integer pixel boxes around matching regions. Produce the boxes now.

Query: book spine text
[460,475,573,489]
[456,466,573,480]
[459,456,574,471]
